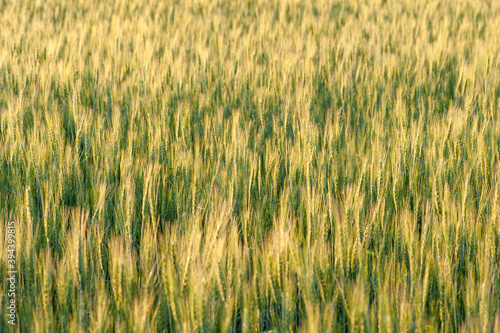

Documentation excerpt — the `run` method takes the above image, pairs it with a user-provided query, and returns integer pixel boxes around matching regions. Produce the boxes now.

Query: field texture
[1,0,500,331]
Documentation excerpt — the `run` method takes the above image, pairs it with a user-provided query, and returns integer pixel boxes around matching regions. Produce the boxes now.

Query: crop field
[1,0,500,331]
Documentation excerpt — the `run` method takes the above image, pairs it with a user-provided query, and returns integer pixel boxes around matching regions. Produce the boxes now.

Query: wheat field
[1,0,500,332]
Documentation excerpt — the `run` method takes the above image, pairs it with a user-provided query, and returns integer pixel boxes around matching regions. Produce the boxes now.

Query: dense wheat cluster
[1,0,500,331]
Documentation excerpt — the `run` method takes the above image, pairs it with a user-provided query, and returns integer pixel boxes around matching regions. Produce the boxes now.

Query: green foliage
[1,0,500,331]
